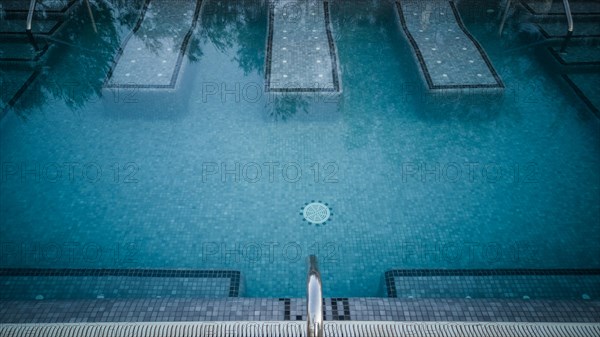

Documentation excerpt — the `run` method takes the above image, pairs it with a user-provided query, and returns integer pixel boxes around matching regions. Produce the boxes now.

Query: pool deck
[265,0,340,92]
[104,0,202,89]
[1,297,599,323]
[395,0,503,90]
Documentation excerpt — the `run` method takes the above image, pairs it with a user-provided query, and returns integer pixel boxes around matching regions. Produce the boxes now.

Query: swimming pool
[1,0,599,301]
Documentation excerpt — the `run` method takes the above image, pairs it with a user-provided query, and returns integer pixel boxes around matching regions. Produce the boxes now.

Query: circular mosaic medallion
[301,201,332,225]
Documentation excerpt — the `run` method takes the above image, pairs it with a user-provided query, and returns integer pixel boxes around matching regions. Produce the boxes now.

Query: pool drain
[301,201,332,225]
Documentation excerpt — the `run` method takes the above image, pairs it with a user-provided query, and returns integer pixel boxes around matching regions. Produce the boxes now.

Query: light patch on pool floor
[301,201,332,225]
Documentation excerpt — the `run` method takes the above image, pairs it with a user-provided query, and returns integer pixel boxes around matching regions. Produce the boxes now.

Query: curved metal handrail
[560,0,574,53]
[498,0,512,36]
[307,255,323,337]
[26,0,37,31]
[26,0,39,50]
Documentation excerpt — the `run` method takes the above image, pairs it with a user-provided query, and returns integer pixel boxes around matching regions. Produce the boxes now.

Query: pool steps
[519,0,600,115]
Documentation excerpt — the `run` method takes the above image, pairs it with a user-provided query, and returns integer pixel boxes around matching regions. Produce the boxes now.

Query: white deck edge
[1,321,599,336]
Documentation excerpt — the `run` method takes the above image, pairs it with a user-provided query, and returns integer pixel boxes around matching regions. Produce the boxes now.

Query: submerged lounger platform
[266,0,340,92]
[396,0,503,90]
[104,0,202,89]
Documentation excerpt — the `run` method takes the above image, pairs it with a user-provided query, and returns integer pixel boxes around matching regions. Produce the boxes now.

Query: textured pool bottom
[1,321,599,337]
[1,298,599,323]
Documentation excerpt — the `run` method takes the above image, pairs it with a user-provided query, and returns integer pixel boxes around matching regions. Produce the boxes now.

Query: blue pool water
[1,0,599,298]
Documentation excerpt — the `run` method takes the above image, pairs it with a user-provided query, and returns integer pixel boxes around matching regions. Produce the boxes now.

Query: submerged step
[1,0,75,13]
[0,18,63,35]
[549,42,600,65]
[385,269,600,299]
[265,0,340,92]
[0,38,49,62]
[104,0,202,89]
[563,73,600,115]
[395,0,503,90]
[0,268,241,300]
[521,0,600,15]
[0,69,39,118]
[536,16,600,38]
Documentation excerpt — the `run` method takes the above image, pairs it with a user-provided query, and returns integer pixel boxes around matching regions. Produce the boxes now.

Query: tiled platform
[395,0,503,90]
[521,0,600,15]
[104,0,202,89]
[1,297,599,323]
[385,269,600,300]
[0,269,241,300]
[265,0,340,92]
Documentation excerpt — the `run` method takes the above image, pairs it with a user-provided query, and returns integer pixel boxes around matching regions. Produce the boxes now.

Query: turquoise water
[1,0,599,298]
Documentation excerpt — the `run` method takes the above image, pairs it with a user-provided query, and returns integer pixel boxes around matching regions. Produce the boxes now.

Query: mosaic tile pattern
[0,269,241,300]
[521,0,600,15]
[279,298,350,321]
[395,0,503,89]
[266,0,340,92]
[105,0,202,89]
[385,269,600,300]
[1,298,599,323]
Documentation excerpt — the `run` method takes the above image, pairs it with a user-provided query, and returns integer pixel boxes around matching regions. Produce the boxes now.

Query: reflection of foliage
[8,0,268,118]
[200,0,267,75]
[43,1,125,110]
[7,0,144,117]
[268,93,311,121]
